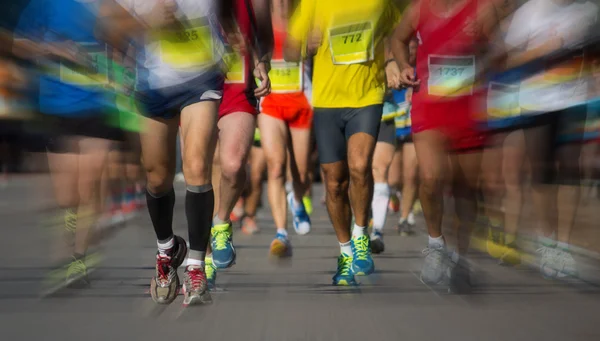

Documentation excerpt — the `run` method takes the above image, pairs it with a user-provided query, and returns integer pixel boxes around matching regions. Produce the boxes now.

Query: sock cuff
[186,184,213,193]
[146,187,174,199]
[374,182,390,195]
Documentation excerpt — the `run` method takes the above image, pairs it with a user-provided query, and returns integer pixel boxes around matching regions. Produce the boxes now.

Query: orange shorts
[261,103,313,129]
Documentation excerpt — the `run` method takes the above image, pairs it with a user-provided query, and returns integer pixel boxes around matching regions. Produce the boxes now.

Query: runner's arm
[390,3,418,71]
[95,0,150,54]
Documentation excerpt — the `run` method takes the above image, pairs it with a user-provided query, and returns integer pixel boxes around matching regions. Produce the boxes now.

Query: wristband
[384,58,396,67]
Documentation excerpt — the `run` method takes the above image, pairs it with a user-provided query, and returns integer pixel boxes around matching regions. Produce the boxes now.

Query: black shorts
[377,119,396,146]
[523,105,587,185]
[136,70,224,119]
[44,113,123,153]
[313,105,382,164]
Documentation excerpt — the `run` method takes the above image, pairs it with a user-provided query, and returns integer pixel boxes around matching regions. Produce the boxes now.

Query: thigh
[258,113,288,163]
[180,101,220,171]
[140,115,179,173]
[289,127,312,172]
[345,105,383,141]
[413,130,449,182]
[314,108,346,165]
[451,151,482,191]
[218,111,255,165]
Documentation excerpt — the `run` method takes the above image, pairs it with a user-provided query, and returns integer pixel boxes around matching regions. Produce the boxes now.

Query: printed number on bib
[487,82,520,119]
[159,18,214,69]
[224,51,245,84]
[270,60,302,93]
[59,43,109,87]
[428,55,475,97]
[329,22,373,65]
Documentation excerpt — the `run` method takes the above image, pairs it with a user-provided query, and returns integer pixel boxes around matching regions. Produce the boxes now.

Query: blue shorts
[136,70,224,119]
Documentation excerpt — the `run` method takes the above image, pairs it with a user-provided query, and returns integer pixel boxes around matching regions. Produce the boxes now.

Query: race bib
[159,18,214,69]
[428,55,475,97]
[393,103,411,129]
[543,55,585,85]
[224,51,245,84]
[329,22,374,65]
[487,82,520,119]
[59,43,109,86]
[270,60,302,93]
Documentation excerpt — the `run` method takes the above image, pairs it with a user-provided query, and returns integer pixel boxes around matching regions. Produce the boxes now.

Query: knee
[348,159,371,183]
[420,172,443,196]
[266,157,286,180]
[220,156,245,183]
[145,163,174,193]
[182,158,210,186]
[325,176,349,198]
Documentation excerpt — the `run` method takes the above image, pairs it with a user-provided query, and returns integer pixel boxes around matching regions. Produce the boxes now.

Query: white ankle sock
[352,224,365,238]
[187,258,205,269]
[339,241,352,255]
[157,236,174,256]
[428,235,445,248]
[277,228,288,237]
[371,183,390,231]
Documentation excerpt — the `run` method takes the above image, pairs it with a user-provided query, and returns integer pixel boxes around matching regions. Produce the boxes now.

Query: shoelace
[204,260,216,280]
[187,268,207,290]
[422,247,444,264]
[353,235,370,261]
[213,226,231,250]
[64,209,77,233]
[337,255,352,276]
[156,255,171,281]
[67,258,86,276]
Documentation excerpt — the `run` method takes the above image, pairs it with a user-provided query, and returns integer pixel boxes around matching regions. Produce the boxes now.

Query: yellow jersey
[289,0,400,108]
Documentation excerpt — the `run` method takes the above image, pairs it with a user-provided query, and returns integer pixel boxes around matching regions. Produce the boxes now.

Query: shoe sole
[371,239,385,254]
[183,287,212,306]
[352,265,374,276]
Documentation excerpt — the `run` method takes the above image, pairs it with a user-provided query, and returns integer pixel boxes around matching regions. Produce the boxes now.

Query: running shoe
[241,216,260,235]
[448,258,472,294]
[398,220,415,236]
[230,198,245,222]
[351,234,374,275]
[66,256,90,288]
[420,244,449,285]
[269,232,292,258]
[486,226,505,259]
[553,248,578,278]
[150,235,187,304]
[537,245,558,279]
[388,195,400,213]
[370,230,385,254]
[303,196,313,216]
[332,253,356,286]
[211,222,236,268]
[499,242,522,266]
[205,256,217,290]
[288,192,311,235]
[182,266,211,306]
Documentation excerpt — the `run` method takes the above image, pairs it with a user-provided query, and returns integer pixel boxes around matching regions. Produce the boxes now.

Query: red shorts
[218,83,258,118]
[411,98,485,151]
[261,103,313,129]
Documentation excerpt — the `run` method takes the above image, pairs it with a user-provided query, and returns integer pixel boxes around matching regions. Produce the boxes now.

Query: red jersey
[411,0,486,149]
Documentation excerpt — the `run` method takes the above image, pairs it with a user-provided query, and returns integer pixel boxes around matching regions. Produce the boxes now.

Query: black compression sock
[146,188,175,241]
[185,185,214,254]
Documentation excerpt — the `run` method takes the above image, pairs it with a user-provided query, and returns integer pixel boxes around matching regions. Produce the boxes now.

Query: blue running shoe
[288,192,311,235]
[269,232,292,258]
[351,234,375,275]
[211,222,236,269]
[332,253,357,286]
[205,256,217,290]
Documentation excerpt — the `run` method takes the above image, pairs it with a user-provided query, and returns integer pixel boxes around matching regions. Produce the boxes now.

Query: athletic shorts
[523,105,587,185]
[261,103,313,129]
[313,105,382,164]
[411,99,485,152]
[136,71,224,119]
[45,112,123,153]
[377,119,396,146]
[219,83,258,118]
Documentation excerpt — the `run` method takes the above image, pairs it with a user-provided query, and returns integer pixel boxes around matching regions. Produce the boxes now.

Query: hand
[227,31,247,55]
[143,0,178,28]
[254,61,271,97]
[307,27,322,56]
[400,66,420,87]
[385,60,402,89]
